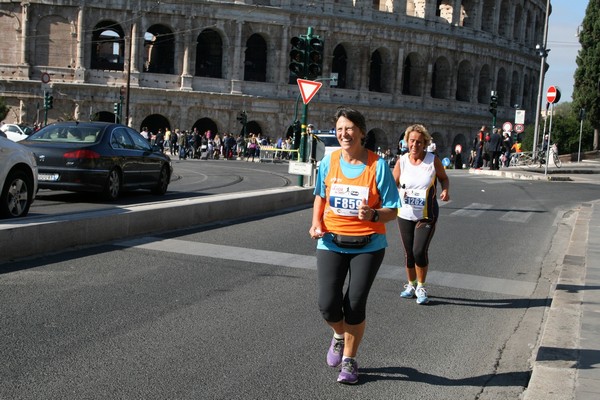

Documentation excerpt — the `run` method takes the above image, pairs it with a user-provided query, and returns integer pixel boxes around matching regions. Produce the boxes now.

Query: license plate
[38,173,60,181]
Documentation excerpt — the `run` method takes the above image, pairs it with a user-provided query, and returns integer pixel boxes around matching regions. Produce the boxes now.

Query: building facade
[0,0,548,157]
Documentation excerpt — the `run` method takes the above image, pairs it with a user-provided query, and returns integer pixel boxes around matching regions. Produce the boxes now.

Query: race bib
[400,188,426,208]
[329,184,369,216]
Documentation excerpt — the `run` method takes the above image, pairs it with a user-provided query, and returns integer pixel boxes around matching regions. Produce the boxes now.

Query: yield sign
[297,79,323,104]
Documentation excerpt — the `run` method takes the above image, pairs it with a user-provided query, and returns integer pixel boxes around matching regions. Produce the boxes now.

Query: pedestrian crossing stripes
[115,237,536,297]
[448,203,534,223]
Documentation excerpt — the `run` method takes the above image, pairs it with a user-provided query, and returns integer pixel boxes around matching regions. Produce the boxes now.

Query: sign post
[544,86,561,175]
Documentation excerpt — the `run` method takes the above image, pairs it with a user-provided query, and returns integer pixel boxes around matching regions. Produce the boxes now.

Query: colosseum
[0,0,548,157]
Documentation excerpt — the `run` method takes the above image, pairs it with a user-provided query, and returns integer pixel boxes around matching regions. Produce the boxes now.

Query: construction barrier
[259,146,300,162]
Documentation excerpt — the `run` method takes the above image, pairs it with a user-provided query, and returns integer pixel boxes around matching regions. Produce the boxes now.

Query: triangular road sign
[297,79,323,104]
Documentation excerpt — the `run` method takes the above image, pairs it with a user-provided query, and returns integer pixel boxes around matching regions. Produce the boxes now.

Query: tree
[572,0,600,151]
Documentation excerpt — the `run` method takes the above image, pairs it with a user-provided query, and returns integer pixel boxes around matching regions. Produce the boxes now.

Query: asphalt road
[2,170,600,399]
[26,158,297,218]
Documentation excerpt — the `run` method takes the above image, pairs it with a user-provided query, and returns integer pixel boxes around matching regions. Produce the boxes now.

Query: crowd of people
[139,126,294,162]
[467,125,528,169]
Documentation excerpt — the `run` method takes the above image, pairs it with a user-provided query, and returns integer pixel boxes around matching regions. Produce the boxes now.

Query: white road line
[115,237,536,297]
[449,203,493,217]
[499,209,534,223]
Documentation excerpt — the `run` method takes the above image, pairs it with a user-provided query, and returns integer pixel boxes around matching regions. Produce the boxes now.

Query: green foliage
[0,97,8,121]
[572,1,600,138]
[520,102,594,154]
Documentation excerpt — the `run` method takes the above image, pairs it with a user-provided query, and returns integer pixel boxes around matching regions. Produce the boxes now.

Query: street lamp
[533,0,551,159]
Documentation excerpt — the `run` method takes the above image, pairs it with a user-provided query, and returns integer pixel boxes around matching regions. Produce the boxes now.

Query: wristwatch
[370,209,380,222]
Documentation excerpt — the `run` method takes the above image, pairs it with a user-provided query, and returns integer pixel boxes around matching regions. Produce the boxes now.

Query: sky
[544,0,587,103]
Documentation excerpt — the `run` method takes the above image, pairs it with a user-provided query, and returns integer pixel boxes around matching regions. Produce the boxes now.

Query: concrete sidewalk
[469,160,600,399]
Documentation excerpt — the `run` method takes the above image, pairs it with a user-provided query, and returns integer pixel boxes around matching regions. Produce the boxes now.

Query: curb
[0,186,314,264]
[522,203,592,400]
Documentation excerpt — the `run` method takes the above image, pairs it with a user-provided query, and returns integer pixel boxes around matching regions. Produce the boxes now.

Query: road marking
[499,208,534,223]
[115,237,536,297]
[449,203,493,217]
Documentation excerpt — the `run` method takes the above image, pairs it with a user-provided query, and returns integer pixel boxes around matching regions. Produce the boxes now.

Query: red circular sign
[515,124,525,133]
[41,72,50,84]
[547,86,561,104]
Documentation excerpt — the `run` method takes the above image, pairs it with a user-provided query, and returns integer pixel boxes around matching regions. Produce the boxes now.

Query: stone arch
[402,52,425,96]
[509,70,520,108]
[0,13,19,64]
[192,117,219,135]
[244,33,267,82]
[522,72,532,110]
[431,131,444,154]
[456,60,473,102]
[244,120,263,137]
[332,44,348,89]
[481,0,495,34]
[36,15,72,67]
[144,24,175,74]
[431,56,451,99]
[477,64,492,104]
[196,29,223,78]
[369,48,393,93]
[496,67,507,106]
[498,0,510,38]
[139,114,171,136]
[436,0,453,24]
[90,21,125,71]
[513,4,523,42]
[368,128,389,153]
[461,0,477,28]
[93,111,117,123]
[525,9,534,47]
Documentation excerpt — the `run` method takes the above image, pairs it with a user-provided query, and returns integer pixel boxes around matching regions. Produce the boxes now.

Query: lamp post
[533,0,551,158]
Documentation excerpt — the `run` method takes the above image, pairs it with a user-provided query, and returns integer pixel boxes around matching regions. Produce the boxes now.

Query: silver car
[0,136,38,218]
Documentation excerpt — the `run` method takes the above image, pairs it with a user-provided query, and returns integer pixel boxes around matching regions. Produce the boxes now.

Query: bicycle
[509,151,535,167]
[538,144,562,168]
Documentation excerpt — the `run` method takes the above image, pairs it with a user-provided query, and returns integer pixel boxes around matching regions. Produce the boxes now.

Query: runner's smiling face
[336,116,364,151]
[407,131,426,157]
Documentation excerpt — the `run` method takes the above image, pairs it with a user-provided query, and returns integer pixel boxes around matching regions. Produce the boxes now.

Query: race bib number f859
[329,184,369,216]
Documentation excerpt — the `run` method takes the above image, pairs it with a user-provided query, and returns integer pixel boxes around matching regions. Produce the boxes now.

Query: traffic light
[289,36,307,80]
[237,111,247,125]
[307,36,324,80]
[489,92,498,117]
[43,92,53,109]
[113,103,120,114]
[292,120,301,149]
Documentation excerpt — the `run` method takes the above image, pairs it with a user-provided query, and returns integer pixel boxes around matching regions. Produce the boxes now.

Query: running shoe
[416,286,429,304]
[327,338,344,367]
[337,358,359,384]
[400,283,416,298]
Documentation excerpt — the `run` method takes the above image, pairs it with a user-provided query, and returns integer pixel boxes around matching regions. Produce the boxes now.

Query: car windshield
[318,135,339,147]
[28,126,102,143]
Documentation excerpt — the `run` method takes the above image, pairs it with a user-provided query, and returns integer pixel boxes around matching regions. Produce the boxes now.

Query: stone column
[75,6,85,82]
[180,17,192,90]
[20,3,29,65]
[231,20,244,94]
[393,0,407,16]
[452,0,462,26]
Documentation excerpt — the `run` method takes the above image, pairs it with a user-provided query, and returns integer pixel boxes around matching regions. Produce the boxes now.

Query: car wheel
[0,170,33,218]
[103,168,121,201]
[151,166,169,195]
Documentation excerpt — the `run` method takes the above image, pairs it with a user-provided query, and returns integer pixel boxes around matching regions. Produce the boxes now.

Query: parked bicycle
[538,143,562,168]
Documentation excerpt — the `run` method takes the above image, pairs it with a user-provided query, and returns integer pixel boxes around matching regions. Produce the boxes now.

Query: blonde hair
[403,124,432,147]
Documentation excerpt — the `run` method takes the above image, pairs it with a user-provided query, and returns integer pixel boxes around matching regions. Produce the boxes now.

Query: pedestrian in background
[489,127,503,170]
[393,124,450,305]
[309,107,399,385]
